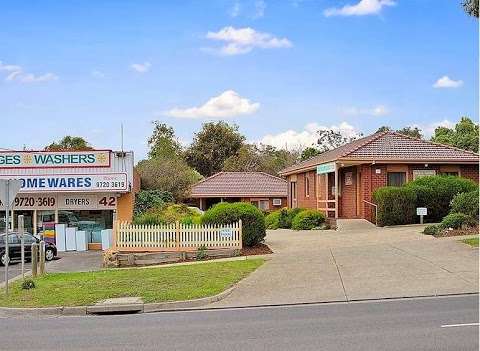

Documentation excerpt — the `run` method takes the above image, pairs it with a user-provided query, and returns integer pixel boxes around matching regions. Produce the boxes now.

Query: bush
[265,211,281,229]
[278,207,304,229]
[373,187,417,226]
[440,213,476,229]
[21,279,35,290]
[450,189,479,220]
[202,202,266,247]
[134,190,174,216]
[406,176,477,222]
[133,203,202,225]
[291,210,326,230]
[423,224,440,236]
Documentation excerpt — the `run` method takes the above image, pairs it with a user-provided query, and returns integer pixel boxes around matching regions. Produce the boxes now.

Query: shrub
[265,211,281,229]
[450,189,479,220]
[373,187,417,226]
[291,210,326,230]
[134,190,174,216]
[133,203,202,225]
[278,207,304,229]
[21,279,35,290]
[423,224,440,236]
[202,202,266,247]
[406,175,477,222]
[440,213,476,229]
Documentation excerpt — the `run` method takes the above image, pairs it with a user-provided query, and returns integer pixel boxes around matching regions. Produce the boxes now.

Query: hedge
[278,208,303,229]
[201,202,266,247]
[405,175,477,222]
[450,189,479,220]
[373,187,417,226]
[291,210,326,230]
[134,190,174,216]
[133,203,202,225]
[265,211,281,230]
[440,213,476,229]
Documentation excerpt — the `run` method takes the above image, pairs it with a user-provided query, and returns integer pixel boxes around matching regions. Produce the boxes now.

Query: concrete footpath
[211,220,479,307]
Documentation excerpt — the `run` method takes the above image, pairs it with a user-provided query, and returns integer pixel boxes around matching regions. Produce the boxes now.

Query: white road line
[441,323,479,328]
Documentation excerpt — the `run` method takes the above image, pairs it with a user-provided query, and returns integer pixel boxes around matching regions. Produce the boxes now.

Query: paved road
[1,295,478,351]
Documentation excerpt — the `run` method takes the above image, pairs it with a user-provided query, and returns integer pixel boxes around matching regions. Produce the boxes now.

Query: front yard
[461,237,479,247]
[0,259,263,308]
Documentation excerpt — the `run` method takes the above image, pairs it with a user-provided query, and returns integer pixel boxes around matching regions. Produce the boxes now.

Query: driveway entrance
[212,223,478,307]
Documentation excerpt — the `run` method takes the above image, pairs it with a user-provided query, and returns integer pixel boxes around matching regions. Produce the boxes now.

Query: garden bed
[241,243,273,256]
[433,226,479,238]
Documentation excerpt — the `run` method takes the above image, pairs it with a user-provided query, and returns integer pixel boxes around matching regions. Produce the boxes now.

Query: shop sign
[0,193,117,210]
[0,150,110,169]
[0,173,127,193]
[316,162,335,175]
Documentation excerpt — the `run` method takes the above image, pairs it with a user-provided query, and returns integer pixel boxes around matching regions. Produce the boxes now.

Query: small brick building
[190,172,287,211]
[279,131,479,223]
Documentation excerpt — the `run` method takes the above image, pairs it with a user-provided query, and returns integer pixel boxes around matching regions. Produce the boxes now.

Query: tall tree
[431,117,479,152]
[185,121,245,177]
[147,121,182,159]
[45,136,93,150]
[316,130,360,152]
[396,126,423,139]
[300,147,322,161]
[462,0,479,17]
[376,126,392,133]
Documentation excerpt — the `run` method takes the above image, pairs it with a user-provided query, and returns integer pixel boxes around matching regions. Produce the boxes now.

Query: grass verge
[0,259,263,308]
[461,237,479,247]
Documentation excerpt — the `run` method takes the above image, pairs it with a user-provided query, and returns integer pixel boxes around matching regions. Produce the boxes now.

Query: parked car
[0,232,57,266]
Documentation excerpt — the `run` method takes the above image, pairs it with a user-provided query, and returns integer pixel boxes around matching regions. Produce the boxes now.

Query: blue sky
[0,0,477,161]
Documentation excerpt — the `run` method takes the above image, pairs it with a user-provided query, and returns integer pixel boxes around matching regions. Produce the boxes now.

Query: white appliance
[75,230,88,251]
[55,224,67,252]
[101,229,113,250]
[65,227,77,251]
[273,198,282,206]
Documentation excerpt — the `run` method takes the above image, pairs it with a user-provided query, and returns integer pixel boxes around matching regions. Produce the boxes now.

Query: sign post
[417,207,428,224]
[18,215,25,280]
[0,179,22,295]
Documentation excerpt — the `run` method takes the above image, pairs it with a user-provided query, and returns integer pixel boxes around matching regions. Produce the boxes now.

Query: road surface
[1,295,478,351]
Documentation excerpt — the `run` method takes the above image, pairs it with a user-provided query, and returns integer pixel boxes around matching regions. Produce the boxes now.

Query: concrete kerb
[0,285,237,317]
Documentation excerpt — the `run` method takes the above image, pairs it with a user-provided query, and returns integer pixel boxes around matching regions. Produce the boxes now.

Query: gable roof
[190,172,287,198]
[280,131,479,175]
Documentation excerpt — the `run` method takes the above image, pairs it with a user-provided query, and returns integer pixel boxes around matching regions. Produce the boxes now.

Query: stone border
[0,285,236,317]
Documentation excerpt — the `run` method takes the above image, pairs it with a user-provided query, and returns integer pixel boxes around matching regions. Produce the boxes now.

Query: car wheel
[45,248,55,261]
[0,252,9,266]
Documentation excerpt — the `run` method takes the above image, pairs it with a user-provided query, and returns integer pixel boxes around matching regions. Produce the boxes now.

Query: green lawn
[0,259,263,308]
[461,237,479,247]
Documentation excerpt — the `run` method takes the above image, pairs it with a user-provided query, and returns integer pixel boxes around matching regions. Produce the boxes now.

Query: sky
[0,0,478,161]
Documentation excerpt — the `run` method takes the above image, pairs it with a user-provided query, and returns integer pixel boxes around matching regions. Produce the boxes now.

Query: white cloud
[342,104,389,117]
[165,90,260,119]
[230,1,241,17]
[412,119,455,138]
[91,70,105,78]
[324,0,395,17]
[253,0,267,18]
[0,60,58,83]
[260,122,359,150]
[206,27,292,55]
[433,75,463,88]
[131,62,151,73]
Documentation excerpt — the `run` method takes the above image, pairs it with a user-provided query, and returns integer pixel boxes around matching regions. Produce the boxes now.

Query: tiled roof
[280,131,479,175]
[190,172,287,198]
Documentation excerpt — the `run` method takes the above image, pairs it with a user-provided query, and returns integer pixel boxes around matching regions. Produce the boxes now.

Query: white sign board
[0,150,111,169]
[219,228,233,238]
[413,169,436,180]
[316,162,336,175]
[0,193,117,210]
[0,173,128,193]
[0,179,22,206]
[416,207,427,216]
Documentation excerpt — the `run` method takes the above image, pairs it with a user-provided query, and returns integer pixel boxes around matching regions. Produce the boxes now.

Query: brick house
[190,172,288,211]
[279,131,479,223]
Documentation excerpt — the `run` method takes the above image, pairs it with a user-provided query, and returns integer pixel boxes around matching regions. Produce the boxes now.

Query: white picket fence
[113,220,242,252]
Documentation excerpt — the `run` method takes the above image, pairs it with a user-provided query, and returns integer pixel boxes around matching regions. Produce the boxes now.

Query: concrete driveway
[212,220,479,307]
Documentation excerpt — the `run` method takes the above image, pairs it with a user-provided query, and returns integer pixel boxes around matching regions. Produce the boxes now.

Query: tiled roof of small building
[280,131,479,175]
[190,172,287,197]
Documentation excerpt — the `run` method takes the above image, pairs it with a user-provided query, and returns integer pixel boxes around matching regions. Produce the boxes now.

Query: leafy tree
[223,144,298,175]
[45,136,93,150]
[300,147,322,161]
[396,126,423,139]
[431,117,479,152]
[134,189,174,215]
[462,0,479,17]
[316,130,360,152]
[185,121,245,177]
[148,121,182,159]
[136,157,202,202]
[376,126,391,133]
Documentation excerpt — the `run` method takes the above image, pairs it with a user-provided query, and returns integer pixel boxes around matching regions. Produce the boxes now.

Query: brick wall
[360,164,387,222]
[461,164,479,183]
[340,167,357,218]
[296,170,317,209]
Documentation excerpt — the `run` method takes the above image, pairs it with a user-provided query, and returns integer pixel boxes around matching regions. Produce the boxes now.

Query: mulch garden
[241,243,273,256]
[433,225,479,238]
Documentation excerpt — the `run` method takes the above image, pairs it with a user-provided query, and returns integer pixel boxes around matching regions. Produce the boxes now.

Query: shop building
[279,131,479,223]
[0,149,138,250]
[190,172,287,211]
